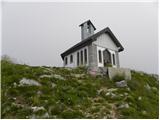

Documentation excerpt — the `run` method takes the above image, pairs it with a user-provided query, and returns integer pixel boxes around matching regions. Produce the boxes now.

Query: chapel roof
[61,27,124,59]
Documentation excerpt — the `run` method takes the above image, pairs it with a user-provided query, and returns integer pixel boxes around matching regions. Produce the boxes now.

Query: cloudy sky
[2,1,158,74]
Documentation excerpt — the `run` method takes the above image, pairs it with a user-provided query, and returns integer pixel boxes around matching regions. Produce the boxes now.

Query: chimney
[79,20,96,40]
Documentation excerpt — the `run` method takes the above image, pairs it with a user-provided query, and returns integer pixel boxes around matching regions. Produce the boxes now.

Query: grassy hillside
[1,59,159,119]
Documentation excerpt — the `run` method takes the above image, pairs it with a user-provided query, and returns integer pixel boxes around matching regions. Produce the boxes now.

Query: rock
[51,83,56,88]
[110,93,116,98]
[19,78,41,86]
[53,74,65,80]
[115,80,127,88]
[138,96,142,100]
[124,93,128,96]
[119,94,124,97]
[31,106,45,112]
[118,103,129,109]
[126,87,131,91]
[145,83,151,90]
[13,82,17,87]
[37,91,42,95]
[107,88,117,92]
[105,92,110,96]
[39,74,53,78]
[13,97,16,100]
[142,110,147,115]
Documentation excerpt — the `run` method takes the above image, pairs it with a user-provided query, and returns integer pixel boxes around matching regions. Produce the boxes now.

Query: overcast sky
[2,2,158,74]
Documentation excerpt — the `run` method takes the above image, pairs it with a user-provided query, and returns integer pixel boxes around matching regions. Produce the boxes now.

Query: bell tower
[79,20,96,40]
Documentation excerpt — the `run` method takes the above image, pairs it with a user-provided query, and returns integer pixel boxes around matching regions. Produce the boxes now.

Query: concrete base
[108,67,131,80]
[87,67,132,80]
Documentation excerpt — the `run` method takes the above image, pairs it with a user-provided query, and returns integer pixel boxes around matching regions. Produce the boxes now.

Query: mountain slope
[1,60,159,119]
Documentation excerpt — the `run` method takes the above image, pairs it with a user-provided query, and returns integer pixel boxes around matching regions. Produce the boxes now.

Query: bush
[112,74,125,82]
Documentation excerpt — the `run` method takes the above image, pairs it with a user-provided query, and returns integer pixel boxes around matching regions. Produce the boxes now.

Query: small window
[84,49,87,64]
[77,52,79,66]
[65,57,68,65]
[112,54,115,65]
[98,50,102,63]
[81,50,83,65]
[70,55,73,63]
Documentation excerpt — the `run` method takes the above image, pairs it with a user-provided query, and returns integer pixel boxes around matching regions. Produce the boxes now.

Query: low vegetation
[1,58,159,118]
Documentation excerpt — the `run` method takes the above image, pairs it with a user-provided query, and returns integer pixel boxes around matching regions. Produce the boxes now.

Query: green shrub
[112,74,125,82]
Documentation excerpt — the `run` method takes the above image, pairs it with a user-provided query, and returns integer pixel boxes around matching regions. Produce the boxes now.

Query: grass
[1,59,159,119]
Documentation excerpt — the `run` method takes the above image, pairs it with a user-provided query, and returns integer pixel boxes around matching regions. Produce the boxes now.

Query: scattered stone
[138,96,142,100]
[39,74,53,78]
[115,80,127,88]
[51,83,56,88]
[107,88,117,92]
[37,91,42,95]
[13,97,16,100]
[19,78,41,86]
[119,94,124,97]
[126,87,131,91]
[110,93,116,98]
[124,93,128,96]
[105,92,110,96]
[142,110,147,115]
[145,83,151,90]
[53,74,65,80]
[118,103,129,109]
[13,82,17,87]
[31,106,45,112]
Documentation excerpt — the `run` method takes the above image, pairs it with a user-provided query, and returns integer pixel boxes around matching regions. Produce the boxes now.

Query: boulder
[118,103,129,109]
[19,78,41,86]
[53,74,65,80]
